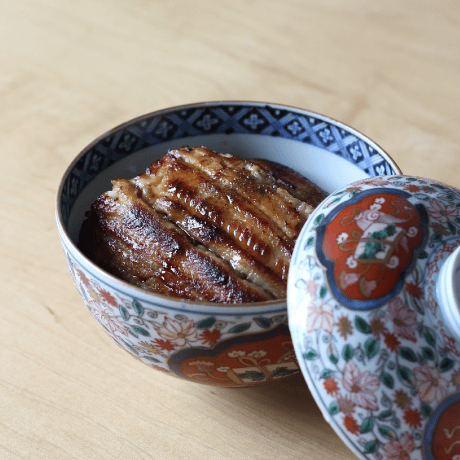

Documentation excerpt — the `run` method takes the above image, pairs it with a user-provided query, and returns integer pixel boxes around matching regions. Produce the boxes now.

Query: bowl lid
[288,175,460,460]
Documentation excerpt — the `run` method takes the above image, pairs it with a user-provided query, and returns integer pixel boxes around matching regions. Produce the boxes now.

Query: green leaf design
[378,410,393,420]
[342,344,354,361]
[448,222,457,235]
[422,347,435,360]
[440,357,455,373]
[424,330,436,347]
[253,317,273,329]
[381,373,395,389]
[314,213,325,225]
[418,250,428,259]
[119,306,130,321]
[228,323,251,334]
[355,316,370,334]
[378,426,391,437]
[399,347,418,362]
[321,369,332,379]
[420,404,432,418]
[431,233,443,243]
[329,401,339,415]
[329,354,339,364]
[306,236,314,247]
[364,338,379,359]
[133,301,144,316]
[304,350,317,360]
[131,325,150,337]
[361,418,373,434]
[397,366,413,383]
[319,286,327,298]
[196,317,216,329]
[365,441,378,454]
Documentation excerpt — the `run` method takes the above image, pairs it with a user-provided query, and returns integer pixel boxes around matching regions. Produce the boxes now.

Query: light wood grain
[2,0,460,458]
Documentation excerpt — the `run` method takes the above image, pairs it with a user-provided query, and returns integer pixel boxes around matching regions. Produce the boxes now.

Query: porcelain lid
[288,175,460,460]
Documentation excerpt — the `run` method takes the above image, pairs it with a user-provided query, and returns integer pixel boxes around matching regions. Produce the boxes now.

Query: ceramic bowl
[56,101,401,387]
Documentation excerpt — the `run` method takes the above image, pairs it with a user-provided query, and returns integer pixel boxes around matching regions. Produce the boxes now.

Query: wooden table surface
[3,1,460,459]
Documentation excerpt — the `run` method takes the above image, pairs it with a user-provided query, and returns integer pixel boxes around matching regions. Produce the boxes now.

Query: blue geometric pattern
[60,102,398,227]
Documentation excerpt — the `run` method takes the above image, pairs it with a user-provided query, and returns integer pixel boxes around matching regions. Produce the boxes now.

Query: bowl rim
[55,100,402,314]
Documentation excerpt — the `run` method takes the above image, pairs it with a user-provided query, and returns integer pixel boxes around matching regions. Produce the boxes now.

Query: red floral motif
[343,415,360,435]
[200,329,221,345]
[88,300,127,336]
[303,278,319,296]
[306,303,334,334]
[153,338,176,352]
[413,366,449,404]
[323,377,339,395]
[386,297,417,342]
[320,191,424,306]
[76,269,91,287]
[382,432,415,460]
[429,198,458,223]
[403,184,421,193]
[384,332,401,352]
[157,317,198,346]
[341,361,380,411]
[439,324,460,358]
[403,408,422,428]
[405,282,423,299]
[98,289,118,307]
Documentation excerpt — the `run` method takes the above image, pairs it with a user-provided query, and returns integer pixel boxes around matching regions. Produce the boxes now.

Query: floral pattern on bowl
[65,250,295,386]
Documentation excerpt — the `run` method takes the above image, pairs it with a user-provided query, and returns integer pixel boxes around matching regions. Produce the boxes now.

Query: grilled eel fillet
[79,147,326,303]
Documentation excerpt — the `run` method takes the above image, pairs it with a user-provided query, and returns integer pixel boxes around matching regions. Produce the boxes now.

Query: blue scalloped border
[60,103,397,227]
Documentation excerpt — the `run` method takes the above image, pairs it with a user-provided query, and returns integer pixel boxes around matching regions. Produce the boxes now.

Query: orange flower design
[403,184,421,193]
[343,415,360,435]
[403,408,422,429]
[384,332,400,352]
[323,377,339,395]
[405,282,423,299]
[98,289,118,307]
[200,329,221,345]
[76,269,91,287]
[153,338,176,351]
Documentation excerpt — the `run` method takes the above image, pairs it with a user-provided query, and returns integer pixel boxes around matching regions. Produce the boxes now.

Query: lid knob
[437,245,460,340]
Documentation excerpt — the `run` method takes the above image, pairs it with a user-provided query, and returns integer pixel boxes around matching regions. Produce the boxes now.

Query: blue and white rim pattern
[59,102,398,228]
